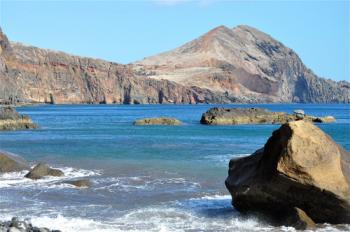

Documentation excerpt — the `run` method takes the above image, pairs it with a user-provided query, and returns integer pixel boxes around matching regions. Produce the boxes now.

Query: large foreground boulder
[0,106,37,130]
[225,121,350,227]
[0,151,29,172]
[25,163,64,180]
[201,107,335,125]
[134,117,182,125]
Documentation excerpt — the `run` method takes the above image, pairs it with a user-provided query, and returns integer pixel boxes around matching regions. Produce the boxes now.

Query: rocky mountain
[136,25,349,103]
[0,25,349,104]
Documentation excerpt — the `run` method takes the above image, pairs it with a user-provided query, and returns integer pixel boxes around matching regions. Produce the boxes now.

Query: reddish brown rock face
[0,25,349,104]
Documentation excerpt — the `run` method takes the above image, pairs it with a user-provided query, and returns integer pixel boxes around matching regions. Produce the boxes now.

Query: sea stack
[225,121,350,228]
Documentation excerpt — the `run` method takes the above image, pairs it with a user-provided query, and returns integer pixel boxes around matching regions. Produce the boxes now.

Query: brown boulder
[25,163,64,180]
[0,151,29,172]
[225,121,350,226]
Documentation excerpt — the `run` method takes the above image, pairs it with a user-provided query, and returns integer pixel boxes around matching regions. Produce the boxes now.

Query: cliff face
[0,30,228,104]
[0,25,349,104]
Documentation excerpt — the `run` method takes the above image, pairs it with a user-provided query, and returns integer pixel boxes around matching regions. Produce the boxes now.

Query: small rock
[312,116,336,123]
[134,117,182,125]
[294,109,305,120]
[25,163,64,180]
[64,179,91,188]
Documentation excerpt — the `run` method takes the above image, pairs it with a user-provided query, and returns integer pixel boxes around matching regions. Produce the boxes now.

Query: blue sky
[0,0,348,81]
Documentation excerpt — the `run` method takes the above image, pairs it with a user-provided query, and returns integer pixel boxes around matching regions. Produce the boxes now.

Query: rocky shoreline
[0,217,60,232]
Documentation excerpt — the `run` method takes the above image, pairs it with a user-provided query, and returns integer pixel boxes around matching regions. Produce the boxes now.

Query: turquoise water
[0,104,349,231]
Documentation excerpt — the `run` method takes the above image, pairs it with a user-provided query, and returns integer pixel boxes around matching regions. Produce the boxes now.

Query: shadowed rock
[25,163,64,180]
[134,117,182,125]
[225,121,350,228]
[0,151,29,173]
[200,107,335,125]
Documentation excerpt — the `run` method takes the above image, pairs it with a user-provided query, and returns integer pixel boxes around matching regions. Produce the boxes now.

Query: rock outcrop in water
[0,217,61,232]
[0,151,30,173]
[225,121,350,228]
[0,25,349,104]
[0,106,37,130]
[200,107,335,125]
[134,117,182,125]
[25,163,64,180]
[63,179,91,188]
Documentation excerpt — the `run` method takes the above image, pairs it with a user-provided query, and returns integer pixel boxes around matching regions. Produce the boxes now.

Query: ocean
[0,104,349,231]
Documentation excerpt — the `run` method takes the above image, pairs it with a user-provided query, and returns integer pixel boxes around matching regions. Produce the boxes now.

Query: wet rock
[63,179,91,188]
[0,151,30,173]
[200,107,335,125]
[25,163,64,180]
[0,107,37,130]
[134,117,182,125]
[0,217,60,232]
[293,109,305,120]
[225,121,350,227]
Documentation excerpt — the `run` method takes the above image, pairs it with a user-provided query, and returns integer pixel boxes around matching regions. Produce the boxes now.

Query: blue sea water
[0,104,349,231]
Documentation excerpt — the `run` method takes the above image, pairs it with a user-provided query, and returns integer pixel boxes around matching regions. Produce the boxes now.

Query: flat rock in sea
[0,151,30,173]
[0,106,37,130]
[133,117,182,125]
[200,107,335,125]
[25,163,64,180]
[225,120,350,228]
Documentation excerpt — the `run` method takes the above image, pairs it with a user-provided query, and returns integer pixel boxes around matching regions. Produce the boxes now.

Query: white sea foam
[94,176,200,192]
[204,153,250,165]
[1,194,349,232]
[0,166,101,189]
[176,194,232,211]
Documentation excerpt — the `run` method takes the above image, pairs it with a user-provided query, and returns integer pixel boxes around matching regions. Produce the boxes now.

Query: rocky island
[0,106,37,130]
[225,121,350,229]
[200,107,335,125]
